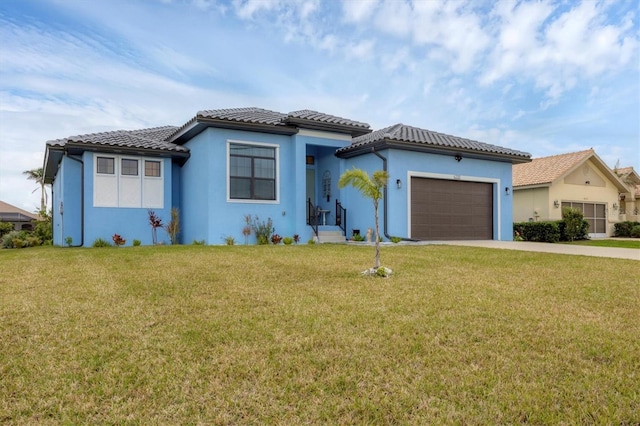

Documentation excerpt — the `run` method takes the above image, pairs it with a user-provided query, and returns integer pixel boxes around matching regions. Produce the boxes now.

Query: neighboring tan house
[512,149,627,238]
[43,107,531,246]
[0,200,40,231]
[614,166,640,222]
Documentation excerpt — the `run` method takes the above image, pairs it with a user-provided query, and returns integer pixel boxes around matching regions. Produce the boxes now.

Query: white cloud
[341,0,379,23]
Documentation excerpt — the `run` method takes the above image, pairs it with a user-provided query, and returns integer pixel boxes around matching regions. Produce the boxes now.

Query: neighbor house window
[97,157,115,174]
[229,142,277,200]
[145,160,161,177]
[121,159,139,176]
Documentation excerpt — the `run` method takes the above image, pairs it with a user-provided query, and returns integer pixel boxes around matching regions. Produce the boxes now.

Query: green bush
[92,238,112,248]
[1,231,30,249]
[631,225,640,238]
[557,219,589,241]
[192,239,205,245]
[133,239,141,246]
[282,236,294,245]
[613,221,640,237]
[0,221,13,238]
[513,222,560,243]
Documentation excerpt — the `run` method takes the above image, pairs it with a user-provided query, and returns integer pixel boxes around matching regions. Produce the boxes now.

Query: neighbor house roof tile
[512,149,593,187]
[336,123,530,160]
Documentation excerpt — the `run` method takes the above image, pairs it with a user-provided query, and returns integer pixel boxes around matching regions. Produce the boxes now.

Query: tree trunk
[374,200,380,269]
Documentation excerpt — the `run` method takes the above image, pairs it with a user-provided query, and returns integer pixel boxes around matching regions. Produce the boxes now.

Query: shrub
[631,225,640,238]
[561,207,584,242]
[112,234,126,246]
[92,238,112,248]
[352,233,365,242]
[242,215,252,245]
[293,234,300,244]
[390,236,402,243]
[307,238,316,245]
[65,236,73,247]
[222,236,235,245]
[271,234,283,245]
[0,221,13,238]
[557,219,589,241]
[192,239,205,245]
[165,207,180,245]
[251,216,273,245]
[283,236,294,245]
[2,231,27,249]
[133,239,141,246]
[33,210,53,245]
[614,221,640,237]
[513,222,560,243]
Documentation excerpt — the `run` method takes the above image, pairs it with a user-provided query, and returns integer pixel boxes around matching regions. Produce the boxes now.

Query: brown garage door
[411,178,493,240]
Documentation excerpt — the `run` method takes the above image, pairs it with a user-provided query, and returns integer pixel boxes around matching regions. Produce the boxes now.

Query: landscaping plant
[338,167,389,272]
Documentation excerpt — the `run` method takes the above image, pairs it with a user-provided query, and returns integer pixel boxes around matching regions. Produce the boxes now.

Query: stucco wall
[341,149,514,241]
[82,153,174,246]
[513,187,550,222]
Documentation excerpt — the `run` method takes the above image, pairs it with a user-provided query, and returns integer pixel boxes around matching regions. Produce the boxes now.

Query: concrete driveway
[441,240,640,261]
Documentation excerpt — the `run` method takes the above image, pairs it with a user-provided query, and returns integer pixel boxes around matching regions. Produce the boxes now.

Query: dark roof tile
[337,123,530,160]
[46,126,187,153]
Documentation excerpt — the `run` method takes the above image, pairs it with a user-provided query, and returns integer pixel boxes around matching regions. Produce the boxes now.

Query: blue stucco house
[43,107,530,246]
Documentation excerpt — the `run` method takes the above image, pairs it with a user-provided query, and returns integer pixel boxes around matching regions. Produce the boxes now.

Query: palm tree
[23,167,47,213]
[338,167,389,270]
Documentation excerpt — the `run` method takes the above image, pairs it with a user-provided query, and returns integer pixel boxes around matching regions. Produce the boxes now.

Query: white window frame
[226,140,280,204]
[93,153,164,209]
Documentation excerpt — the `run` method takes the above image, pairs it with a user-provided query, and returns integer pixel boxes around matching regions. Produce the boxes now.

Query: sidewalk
[441,240,640,261]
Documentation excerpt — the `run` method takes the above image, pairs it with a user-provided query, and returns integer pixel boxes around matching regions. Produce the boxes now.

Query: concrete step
[317,230,346,243]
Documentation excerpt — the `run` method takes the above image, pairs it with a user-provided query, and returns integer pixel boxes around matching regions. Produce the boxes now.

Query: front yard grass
[1,245,638,424]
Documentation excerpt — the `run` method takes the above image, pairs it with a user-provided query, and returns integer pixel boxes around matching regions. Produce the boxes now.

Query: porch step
[317,230,346,244]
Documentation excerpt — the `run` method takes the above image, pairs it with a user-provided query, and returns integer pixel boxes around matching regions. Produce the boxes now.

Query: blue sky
[1,0,638,212]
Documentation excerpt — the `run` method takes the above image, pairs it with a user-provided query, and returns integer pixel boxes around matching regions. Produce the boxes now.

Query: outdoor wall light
[454,154,462,162]
[505,186,510,196]
[553,200,560,208]
[396,179,402,189]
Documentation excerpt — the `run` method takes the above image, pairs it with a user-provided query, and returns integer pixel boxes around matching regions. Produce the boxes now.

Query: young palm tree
[23,167,47,213]
[338,167,389,270]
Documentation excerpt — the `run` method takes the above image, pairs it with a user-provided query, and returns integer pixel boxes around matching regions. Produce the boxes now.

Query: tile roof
[286,109,370,129]
[46,126,187,153]
[336,123,531,160]
[512,149,593,187]
[198,107,288,126]
[0,200,40,221]
[168,107,371,140]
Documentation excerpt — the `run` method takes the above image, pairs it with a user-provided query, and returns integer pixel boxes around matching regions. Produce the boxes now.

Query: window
[121,159,138,176]
[97,157,115,174]
[94,154,163,208]
[229,143,276,200]
[145,160,161,177]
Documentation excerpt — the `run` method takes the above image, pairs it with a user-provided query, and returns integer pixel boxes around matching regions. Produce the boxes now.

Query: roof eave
[336,139,531,163]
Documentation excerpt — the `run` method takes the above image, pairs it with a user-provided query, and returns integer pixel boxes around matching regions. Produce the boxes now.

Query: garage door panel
[411,177,493,241]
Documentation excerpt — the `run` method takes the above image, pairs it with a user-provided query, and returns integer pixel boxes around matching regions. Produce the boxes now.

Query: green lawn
[1,245,638,424]
[562,239,640,249]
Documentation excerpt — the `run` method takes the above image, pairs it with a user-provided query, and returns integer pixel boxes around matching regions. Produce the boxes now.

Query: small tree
[338,167,389,270]
[148,210,163,244]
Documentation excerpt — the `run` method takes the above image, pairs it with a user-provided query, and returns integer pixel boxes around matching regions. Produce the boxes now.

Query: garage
[410,177,494,240]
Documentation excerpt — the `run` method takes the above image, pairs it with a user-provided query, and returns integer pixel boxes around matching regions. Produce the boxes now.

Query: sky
[1,0,638,213]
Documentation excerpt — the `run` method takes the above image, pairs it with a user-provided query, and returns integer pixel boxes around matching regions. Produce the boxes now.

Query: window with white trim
[229,142,277,201]
[93,154,164,208]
